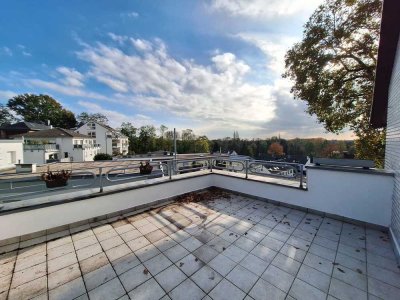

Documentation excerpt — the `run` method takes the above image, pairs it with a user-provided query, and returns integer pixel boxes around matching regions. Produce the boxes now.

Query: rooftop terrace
[1,191,399,300]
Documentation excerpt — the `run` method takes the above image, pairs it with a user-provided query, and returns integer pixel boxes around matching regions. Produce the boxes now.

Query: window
[88,123,96,130]
[88,132,96,138]
[64,152,69,158]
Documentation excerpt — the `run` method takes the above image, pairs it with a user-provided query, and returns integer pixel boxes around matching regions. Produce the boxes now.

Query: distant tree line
[0,93,354,160]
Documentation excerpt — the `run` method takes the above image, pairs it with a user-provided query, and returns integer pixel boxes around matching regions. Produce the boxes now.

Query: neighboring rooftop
[17,128,93,139]
[0,121,50,131]
[1,191,399,300]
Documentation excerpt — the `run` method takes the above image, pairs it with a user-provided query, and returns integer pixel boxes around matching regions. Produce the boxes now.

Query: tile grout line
[4,248,18,300]
[326,219,344,300]
[69,229,89,299]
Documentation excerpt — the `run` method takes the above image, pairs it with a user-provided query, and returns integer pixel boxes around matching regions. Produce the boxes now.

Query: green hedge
[93,153,113,161]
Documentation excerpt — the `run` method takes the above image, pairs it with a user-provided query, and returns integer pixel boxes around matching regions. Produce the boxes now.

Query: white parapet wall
[212,167,394,227]
[0,174,212,240]
[0,167,394,241]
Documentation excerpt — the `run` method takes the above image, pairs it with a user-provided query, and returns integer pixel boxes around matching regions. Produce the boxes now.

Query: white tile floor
[1,192,400,300]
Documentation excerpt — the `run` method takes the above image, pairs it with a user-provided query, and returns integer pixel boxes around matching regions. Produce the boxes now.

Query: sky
[0,0,354,140]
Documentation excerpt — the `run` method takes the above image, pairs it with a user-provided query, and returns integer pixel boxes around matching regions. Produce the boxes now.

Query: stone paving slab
[0,192,399,300]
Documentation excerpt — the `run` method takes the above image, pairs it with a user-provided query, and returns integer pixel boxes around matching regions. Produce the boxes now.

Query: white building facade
[19,128,100,164]
[0,140,24,170]
[76,122,129,156]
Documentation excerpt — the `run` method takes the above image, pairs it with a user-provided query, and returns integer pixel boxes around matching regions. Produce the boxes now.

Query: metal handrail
[172,158,210,174]
[0,156,306,203]
[0,170,97,202]
[105,162,168,183]
[248,161,298,178]
[211,158,246,172]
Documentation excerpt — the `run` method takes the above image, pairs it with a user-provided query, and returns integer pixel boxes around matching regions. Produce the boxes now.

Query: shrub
[94,153,113,161]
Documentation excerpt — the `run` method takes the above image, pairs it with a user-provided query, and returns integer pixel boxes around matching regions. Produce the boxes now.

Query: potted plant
[139,161,153,175]
[41,168,71,188]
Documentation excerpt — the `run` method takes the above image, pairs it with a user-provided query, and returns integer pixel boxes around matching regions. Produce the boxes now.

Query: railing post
[168,161,172,180]
[299,164,304,189]
[245,160,249,179]
[99,167,104,193]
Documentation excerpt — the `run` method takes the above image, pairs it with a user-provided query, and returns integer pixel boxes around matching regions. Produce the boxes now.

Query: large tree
[283,0,384,166]
[138,125,157,153]
[7,94,77,128]
[76,112,109,126]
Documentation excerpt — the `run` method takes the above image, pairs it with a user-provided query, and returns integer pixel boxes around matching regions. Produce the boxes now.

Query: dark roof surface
[0,121,50,131]
[19,128,92,139]
[370,0,400,128]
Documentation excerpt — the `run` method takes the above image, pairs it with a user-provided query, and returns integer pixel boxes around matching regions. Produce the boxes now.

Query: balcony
[73,144,101,149]
[0,158,398,299]
[23,144,59,151]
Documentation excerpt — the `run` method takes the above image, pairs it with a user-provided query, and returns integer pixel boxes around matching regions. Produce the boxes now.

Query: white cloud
[208,0,322,19]
[78,101,153,128]
[16,44,32,56]
[56,66,85,87]
[121,11,139,18]
[108,33,128,45]
[131,38,152,52]
[1,47,13,56]
[0,90,17,101]
[76,37,276,130]
[27,79,108,100]
[235,33,297,76]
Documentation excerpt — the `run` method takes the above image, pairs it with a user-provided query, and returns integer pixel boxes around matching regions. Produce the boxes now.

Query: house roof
[0,121,50,131]
[17,128,93,139]
[370,0,400,128]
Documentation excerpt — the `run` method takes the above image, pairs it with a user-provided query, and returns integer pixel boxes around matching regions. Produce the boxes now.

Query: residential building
[0,121,50,139]
[0,139,23,170]
[17,128,100,164]
[76,122,129,155]
[370,0,400,261]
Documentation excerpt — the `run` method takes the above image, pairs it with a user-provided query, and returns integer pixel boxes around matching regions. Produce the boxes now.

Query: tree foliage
[0,104,18,126]
[283,0,384,166]
[268,142,284,157]
[120,122,138,154]
[77,112,109,126]
[7,94,77,128]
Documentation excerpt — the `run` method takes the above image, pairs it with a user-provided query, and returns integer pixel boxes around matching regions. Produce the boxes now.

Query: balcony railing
[23,144,59,151]
[73,144,101,149]
[0,157,306,206]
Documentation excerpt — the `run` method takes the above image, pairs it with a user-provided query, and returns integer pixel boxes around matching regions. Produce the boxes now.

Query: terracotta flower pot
[45,178,69,188]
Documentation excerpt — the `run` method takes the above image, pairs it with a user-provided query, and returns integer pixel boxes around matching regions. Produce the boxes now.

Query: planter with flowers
[41,169,71,188]
[139,161,153,175]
